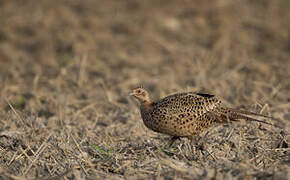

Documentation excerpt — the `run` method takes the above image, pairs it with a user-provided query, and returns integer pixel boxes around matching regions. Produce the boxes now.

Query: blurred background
[0,0,289,179]
[0,0,289,103]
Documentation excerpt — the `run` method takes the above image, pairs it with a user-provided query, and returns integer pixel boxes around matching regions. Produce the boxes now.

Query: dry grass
[0,0,289,179]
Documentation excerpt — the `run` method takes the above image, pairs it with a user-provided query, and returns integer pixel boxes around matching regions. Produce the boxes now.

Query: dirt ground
[0,0,289,179]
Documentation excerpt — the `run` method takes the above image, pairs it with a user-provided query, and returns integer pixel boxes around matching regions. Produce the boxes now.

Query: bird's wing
[156,92,220,111]
[150,92,222,137]
[152,92,222,122]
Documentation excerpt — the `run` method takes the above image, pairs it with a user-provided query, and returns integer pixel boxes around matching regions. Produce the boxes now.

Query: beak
[129,92,135,96]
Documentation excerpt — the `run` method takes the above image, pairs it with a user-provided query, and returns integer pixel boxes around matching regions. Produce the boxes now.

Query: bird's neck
[140,101,153,119]
[141,99,151,105]
[140,100,152,110]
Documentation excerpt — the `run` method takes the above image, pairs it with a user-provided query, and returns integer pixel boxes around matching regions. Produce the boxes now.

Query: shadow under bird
[130,87,275,146]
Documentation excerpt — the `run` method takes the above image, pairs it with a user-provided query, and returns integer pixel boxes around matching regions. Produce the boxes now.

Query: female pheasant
[130,87,273,146]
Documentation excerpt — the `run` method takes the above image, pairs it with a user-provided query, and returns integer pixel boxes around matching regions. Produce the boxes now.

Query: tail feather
[231,113,274,126]
[213,107,276,126]
[227,108,277,120]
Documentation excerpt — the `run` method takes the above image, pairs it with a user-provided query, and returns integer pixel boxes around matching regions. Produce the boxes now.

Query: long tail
[213,107,276,126]
[227,108,278,120]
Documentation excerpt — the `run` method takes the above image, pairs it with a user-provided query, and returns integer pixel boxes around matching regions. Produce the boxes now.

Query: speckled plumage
[130,88,272,145]
[140,92,221,139]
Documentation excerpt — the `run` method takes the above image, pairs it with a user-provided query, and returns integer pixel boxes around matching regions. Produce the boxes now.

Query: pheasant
[130,87,274,146]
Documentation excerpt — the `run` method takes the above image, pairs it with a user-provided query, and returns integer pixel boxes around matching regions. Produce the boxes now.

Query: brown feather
[213,108,275,126]
[130,88,279,146]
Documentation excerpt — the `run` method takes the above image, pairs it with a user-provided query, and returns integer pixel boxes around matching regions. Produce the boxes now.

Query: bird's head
[130,88,150,104]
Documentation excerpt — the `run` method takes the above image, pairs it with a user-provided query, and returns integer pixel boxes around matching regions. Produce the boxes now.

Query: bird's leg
[188,135,214,159]
[167,136,180,148]
[188,134,203,150]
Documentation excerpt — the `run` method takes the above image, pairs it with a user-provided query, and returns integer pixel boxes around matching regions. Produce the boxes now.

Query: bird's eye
[136,90,141,94]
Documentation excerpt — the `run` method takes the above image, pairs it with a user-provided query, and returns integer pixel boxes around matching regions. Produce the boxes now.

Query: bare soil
[0,0,289,179]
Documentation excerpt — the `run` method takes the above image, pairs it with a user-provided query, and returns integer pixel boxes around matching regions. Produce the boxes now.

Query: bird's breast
[140,105,155,128]
[140,105,175,134]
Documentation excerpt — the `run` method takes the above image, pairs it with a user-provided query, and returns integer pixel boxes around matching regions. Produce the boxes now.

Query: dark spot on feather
[196,93,215,98]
